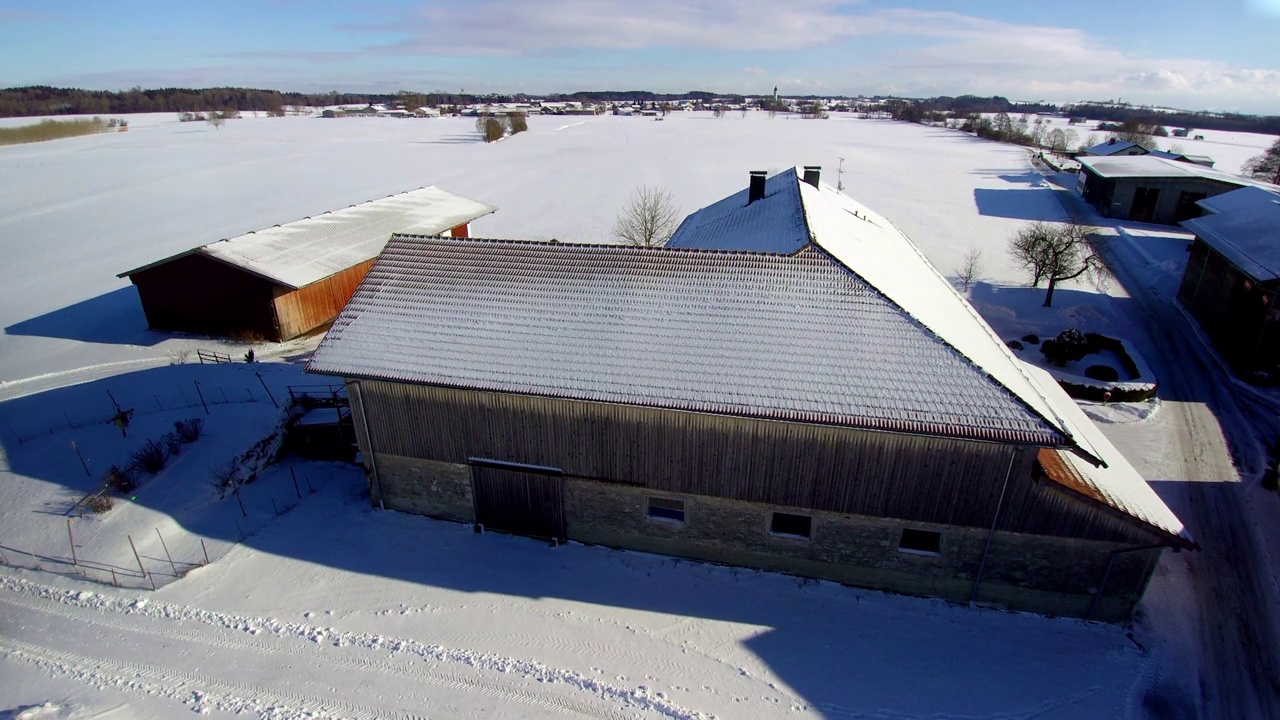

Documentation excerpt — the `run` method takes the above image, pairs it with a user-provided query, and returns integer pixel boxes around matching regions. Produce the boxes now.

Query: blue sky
[3,0,1280,113]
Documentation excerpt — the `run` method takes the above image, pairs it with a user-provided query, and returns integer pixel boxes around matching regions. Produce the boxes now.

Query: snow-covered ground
[1,111,1276,718]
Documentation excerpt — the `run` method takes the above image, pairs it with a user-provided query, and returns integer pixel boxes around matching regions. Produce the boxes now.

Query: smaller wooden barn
[119,187,496,341]
[1177,187,1280,372]
[1076,155,1276,225]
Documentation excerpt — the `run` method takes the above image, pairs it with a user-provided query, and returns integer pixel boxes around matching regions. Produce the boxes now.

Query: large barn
[119,187,496,341]
[1177,186,1280,372]
[307,167,1193,622]
[1076,155,1277,225]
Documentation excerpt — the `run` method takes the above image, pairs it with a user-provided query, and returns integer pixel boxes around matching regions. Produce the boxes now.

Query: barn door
[469,459,565,542]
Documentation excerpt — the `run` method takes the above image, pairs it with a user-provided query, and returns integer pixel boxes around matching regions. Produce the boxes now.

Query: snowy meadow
[0,111,1269,718]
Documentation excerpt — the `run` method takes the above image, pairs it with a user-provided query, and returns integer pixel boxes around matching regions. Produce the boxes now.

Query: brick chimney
[802,166,821,187]
[748,170,767,204]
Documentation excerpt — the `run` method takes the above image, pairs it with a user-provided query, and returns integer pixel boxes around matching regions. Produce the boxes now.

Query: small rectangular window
[647,497,685,524]
[770,512,812,539]
[898,528,942,556]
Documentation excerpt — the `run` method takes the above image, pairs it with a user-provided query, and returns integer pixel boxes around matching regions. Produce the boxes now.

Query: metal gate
[469,459,565,542]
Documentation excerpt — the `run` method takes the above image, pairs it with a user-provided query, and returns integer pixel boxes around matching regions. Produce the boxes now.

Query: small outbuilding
[120,187,496,341]
[1076,155,1277,225]
[308,167,1193,622]
[1177,187,1280,371]
[1080,138,1149,157]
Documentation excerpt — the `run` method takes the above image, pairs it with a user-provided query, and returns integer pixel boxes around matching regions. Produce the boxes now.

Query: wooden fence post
[128,535,146,577]
[66,518,77,566]
[156,528,177,576]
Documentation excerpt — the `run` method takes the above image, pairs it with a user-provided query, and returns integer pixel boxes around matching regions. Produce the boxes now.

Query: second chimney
[748,170,767,204]
[803,166,821,187]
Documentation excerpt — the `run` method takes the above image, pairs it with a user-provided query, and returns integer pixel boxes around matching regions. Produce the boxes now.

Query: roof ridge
[796,179,1101,465]
[389,234,805,259]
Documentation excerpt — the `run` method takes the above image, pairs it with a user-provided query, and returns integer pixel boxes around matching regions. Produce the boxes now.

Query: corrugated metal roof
[119,187,496,289]
[1183,198,1280,282]
[1079,155,1280,192]
[308,238,1063,444]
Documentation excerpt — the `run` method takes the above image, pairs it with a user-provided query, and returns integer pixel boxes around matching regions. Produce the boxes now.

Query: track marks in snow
[0,577,709,719]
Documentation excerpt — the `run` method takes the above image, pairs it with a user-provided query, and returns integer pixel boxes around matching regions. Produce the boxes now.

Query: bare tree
[207,112,225,130]
[954,247,984,292]
[1243,138,1280,184]
[476,116,504,142]
[1009,218,1109,307]
[508,112,528,134]
[613,186,680,247]
[1108,120,1163,150]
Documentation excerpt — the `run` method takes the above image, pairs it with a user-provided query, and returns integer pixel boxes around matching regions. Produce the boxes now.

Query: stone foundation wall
[369,456,1156,622]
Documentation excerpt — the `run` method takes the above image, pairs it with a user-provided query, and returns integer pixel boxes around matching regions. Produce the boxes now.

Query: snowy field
[0,111,1274,718]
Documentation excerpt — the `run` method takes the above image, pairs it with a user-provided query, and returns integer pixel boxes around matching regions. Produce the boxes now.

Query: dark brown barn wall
[347,379,1163,546]
[273,259,377,340]
[128,254,279,339]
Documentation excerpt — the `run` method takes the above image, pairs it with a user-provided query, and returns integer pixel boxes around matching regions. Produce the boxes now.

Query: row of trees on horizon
[2,85,1278,136]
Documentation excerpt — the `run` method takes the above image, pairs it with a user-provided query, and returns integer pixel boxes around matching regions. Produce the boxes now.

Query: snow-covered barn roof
[1078,155,1280,192]
[119,187,496,289]
[1081,140,1146,156]
[1195,186,1280,215]
[310,237,1064,445]
[1183,194,1280,282]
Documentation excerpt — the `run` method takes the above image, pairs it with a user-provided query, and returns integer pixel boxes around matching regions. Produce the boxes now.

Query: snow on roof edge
[795,176,1106,467]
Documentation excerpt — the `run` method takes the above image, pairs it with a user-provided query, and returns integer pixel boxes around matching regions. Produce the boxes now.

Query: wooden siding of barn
[1177,238,1280,368]
[348,379,1165,546]
[273,258,377,340]
[128,254,279,340]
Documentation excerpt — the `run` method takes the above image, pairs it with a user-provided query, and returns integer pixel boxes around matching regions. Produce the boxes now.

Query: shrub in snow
[105,465,137,492]
[131,439,167,474]
[210,458,240,492]
[85,494,114,513]
[175,417,203,443]
[162,431,183,456]
[1021,334,1040,345]
[1085,364,1120,382]
[508,112,528,135]
[1006,340,1024,351]
[1041,329,1092,366]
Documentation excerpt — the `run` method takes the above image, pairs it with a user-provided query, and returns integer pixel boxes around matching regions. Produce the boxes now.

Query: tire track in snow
[0,637,408,720]
[0,577,707,720]
[0,594,625,720]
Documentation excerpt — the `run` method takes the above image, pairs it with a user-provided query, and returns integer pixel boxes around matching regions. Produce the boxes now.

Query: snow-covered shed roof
[1195,186,1280,215]
[1147,150,1214,167]
[119,187,497,290]
[1081,140,1146,156]
[1182,195,1280,282]
[309,238,1063,445]
[1078,155,1280,192]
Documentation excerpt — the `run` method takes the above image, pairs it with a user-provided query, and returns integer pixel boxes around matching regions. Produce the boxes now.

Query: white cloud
[743,67,764,76]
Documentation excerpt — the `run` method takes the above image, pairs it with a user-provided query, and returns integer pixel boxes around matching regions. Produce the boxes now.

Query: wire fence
[8,381,270,445]
[0,464,325,592]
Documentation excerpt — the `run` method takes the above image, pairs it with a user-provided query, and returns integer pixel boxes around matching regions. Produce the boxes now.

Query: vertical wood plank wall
[349,379,1161,545]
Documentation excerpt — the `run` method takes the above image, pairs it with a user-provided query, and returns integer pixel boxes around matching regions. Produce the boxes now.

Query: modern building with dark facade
[1177,187,1280,371]
[1076,155,1276,225]
[309,167,1193,623]
[119,187,495,341]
